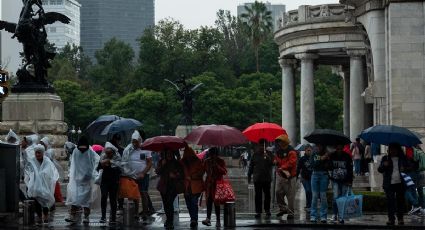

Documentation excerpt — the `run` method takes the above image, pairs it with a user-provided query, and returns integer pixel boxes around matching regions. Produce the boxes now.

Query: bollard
[23,200,35,226]
[248,184,254,212]
[224,202,236,228]
[123,198,136,226]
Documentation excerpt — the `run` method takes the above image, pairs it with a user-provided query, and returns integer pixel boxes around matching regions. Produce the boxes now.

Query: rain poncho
[40,137,65,181]
[66,147,100,208]
[5,129,20,144]
[22,134,39,160]
[100,142,121,168]
[24,145,59,208]
[120,131,143,179]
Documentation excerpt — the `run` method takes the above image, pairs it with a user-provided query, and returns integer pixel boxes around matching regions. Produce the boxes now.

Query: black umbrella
[359,125,422,147]
[85,115,121,139]
[304,129,351,146]
[101,118,143,136]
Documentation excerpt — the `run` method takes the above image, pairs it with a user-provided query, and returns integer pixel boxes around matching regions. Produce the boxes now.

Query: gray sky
[155,0,340,29]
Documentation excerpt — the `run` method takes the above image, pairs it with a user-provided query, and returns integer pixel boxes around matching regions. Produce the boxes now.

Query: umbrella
[243,122,287,143]
[185,125,248,147]
[197,149,208,160]
[91,144,104,153]
[101,118,142,136]
[295,144,305,151]
[85,115,121,138]
[304,129,351,145]
[359,125,422,147]
[141,136,186,152]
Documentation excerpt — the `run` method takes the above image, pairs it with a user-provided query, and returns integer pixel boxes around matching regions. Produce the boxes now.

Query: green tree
[240,1,273,72]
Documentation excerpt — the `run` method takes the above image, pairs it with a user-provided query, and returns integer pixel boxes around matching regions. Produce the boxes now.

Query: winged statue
[165,76,203,125]
[0,0,71,92]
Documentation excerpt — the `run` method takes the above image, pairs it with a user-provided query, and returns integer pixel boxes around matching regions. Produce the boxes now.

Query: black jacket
[297,155,313,180]
[248,151,274,183]
[329,151,353,183]
[97,161,121,187]
[378,154,408,190]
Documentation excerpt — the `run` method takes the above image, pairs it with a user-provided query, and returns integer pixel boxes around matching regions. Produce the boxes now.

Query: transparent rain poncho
[5,129,20,145]
[40,136,65,181]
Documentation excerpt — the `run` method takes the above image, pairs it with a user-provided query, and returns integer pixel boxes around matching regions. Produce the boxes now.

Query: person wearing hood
[97,142,121,225]
[181,145,205,228]
[21,134,39,160]
[5,129,20,144]
[24,144,59,225]
[274,134,298,219]
[40,136,65,207]
[65,136,100,224]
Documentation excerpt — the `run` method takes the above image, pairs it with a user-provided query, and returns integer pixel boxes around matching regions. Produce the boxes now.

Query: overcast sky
[155,0,340,29]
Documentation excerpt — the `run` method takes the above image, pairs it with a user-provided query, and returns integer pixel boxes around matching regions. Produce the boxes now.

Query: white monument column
[347,49,366,140]
[343,67,350,136]
[295,53,318,144]
[279,58,297,144]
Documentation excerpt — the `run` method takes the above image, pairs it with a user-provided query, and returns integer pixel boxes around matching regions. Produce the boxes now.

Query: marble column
[279,58,297,144]
[343,67,350,137]
[348,49,366,141]
[295,53,318,144]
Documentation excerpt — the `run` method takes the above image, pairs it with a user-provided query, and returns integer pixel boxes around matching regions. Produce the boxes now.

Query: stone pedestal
[0,93,68,162]
[175,125,197,138]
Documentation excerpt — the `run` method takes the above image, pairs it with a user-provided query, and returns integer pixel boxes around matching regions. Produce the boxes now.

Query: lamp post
[159,124,164,135]
[77,127,82,141]
[267,88,273,122]
[70,125,76,143]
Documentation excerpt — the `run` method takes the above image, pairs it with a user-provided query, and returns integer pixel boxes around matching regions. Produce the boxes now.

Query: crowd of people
[3,127,425,228]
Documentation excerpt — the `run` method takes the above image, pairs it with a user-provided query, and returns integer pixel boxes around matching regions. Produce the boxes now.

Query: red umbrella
[185,125,248,147]
[243,122,287,143]
[91,144,104,153]
[141,136,186,152]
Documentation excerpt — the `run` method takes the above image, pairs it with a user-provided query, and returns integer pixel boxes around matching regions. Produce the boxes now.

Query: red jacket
[275,150,298,177]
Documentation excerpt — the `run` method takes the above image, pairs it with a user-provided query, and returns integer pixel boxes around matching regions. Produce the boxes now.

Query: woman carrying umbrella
[202,147,227,227]
[181,146,205,228]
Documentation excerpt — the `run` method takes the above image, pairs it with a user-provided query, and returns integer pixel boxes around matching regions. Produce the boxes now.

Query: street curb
[242,223,425,229]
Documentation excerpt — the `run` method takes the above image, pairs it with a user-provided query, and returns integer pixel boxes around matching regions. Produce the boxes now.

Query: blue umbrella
[359,125,422,147]
[85,115,122,139]
[101,118,142,136]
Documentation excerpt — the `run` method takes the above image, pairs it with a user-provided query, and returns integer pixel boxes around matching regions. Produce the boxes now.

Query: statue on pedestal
[165,76,203,126]
[0,0,70,92]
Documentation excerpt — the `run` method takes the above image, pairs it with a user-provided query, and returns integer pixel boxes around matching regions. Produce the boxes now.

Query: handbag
[94,169,103,185]
[214,178,236,205]
[336,188,363,219]
[118,177,141,200]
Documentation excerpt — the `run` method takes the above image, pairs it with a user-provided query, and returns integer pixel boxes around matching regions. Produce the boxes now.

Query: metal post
[123,198,135,226]
[248,184,254,212]
[23,200,35,226]
[224,202,236,228]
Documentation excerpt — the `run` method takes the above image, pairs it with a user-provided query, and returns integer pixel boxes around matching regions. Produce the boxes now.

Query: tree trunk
[255,46,259,72]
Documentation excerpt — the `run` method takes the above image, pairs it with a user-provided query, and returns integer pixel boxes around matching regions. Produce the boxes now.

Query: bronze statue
[0,0,70,92]
[165,76,203,125]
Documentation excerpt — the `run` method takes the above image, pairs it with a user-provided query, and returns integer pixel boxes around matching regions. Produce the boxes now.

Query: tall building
[0,0,23,74]
[42,0,81,49]
[237,2,286,30]
[78,0,155,61]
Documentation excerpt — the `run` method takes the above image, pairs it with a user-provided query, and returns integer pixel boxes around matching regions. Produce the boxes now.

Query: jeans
[405,186,419,207]
[161,192,177,225]
[206,195,220,221]
[408,172,424,208]
[332,181,349,219]
[276,176,296,214]
[385,183,405,221]
[100,183,118,221]
[418,186,425,208]
[354,159,361,175]
[301,178,312,208]
[310,171,329,221]
[184,193,201,221]
[254,181,271,214]
[137,175,152,215]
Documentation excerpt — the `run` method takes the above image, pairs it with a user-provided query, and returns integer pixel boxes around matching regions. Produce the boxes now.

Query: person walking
[310,144,331,223]
[378,143,408,226]
[202,147,227,227]
[97,142,121,225]
[296,144,313,211]
[109,133,125,212]
[181,146,205,228]
[351,138,363,176]
[274,134,298,219]
[248,139,273,219]
[413,145,425,212]
[156,150,184,230]
[65,136,100,224]
[24,144,59,225]
[329,144,354,224]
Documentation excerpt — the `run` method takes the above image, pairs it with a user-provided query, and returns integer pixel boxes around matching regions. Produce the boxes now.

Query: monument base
[0,93,68,163]
[175,125,197,138]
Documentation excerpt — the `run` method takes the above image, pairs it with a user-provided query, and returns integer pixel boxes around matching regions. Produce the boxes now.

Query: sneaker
[190,220,198,228]
[339,219,345,224]
[202,218,211,226]
[82,216,90,224]
[216,221,221,227]
[386,220,395,226]
[99,217,106,223]
[276,210,287,217]
[254,213,261,219]
[330,215,337,222]
[64,215,76,223]
[409,206,421,215]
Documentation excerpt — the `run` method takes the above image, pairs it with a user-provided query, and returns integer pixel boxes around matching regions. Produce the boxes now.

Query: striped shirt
[400,173,415,187]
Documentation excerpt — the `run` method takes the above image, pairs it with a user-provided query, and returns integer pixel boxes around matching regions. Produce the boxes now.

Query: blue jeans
[405,186,419,207]
[354,160,361,174]
[184,193,201,221]
[310,171,329,221]
[408,172,424,208]
[332,181,349,219]
[301,178,312,208]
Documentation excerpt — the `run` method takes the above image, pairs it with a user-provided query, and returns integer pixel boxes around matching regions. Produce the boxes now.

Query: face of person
[305,147,312,156]
[35,150,44,161]
[388,145,398,157]
[21,139,28,148]
[7,137,17,144]
[132,139,140,149]
[78,145,88,153]
[105,148,114,158]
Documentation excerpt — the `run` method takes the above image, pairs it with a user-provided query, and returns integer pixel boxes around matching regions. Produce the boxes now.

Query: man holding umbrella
[274,134,298,219]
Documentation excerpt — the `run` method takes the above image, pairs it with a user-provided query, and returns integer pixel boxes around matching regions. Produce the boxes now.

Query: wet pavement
[7,167,425,229]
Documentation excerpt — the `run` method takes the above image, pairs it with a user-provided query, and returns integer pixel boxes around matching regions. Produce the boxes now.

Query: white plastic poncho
[5,129,20,144]
[119,131,142,179]
[66,147,100,208]
[24,145,59,208]
[40,136,65,181]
